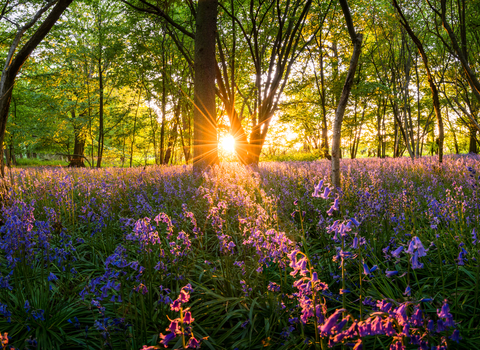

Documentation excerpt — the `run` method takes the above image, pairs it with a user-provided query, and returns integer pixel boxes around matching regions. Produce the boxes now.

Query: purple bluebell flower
[384,318,396,336]
[377,300,392,313]
[267,282,281,292]
[362,262,377,275]
[320,186,331,199]
[312,180,324,197]
[371,316,383,335]
[413,236,427,257]
[411,305,423,326]
[352,235,359,249]
[350,217,360,226]
[159,332,176,346]
[411,250,424,269]
[427,319,435,332]
[450,329,461,343]
[406,239,416,255]
[187,336,201,348]
[395,303,408,326]
[183,310,194,324]
[437,319,446,332]
[457,247,468,265]
[391,246,403,259]
[319,309,344,336]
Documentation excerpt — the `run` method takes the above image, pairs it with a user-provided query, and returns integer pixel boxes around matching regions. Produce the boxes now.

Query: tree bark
[96,54,104,168]
[164,122,178,165]
[193,0,218,171]
[129,90,142,167]
[331,0,362,189]
[68,111,86,167]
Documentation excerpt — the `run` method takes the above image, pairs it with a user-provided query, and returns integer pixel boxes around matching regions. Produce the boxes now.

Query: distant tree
[0,0,73,176]
[392,0,445,164]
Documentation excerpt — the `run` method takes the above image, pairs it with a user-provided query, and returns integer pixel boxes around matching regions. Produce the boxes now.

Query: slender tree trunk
[121,132,126,167]
[181,105,191,163]
[193,0,218,171]
[382,104,386,157]
[129,90,142,167]
[149,109,158,164]
[445,109,459,154]
[96,55,104,168]
[415,54,421,157]
[401,38,415,160]
[393,0,444,163]
[86,64,94,167]
[331,0,362,189]
[320,43,329,158]
[159,51,166,165]
[96,8,105,168]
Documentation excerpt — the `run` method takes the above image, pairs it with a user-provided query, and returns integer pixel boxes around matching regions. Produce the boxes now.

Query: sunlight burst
[219,134,236,155]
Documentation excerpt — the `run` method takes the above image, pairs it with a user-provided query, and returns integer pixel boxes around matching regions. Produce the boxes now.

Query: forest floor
[0,155,479,349]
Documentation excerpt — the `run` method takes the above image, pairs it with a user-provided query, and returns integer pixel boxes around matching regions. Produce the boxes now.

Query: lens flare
[219,134,236,154]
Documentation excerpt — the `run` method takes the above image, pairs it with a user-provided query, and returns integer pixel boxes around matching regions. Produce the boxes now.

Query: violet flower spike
[391,246,403,259]
[320,186,331,199]
[312,180,324,197]
[385,270,398,277]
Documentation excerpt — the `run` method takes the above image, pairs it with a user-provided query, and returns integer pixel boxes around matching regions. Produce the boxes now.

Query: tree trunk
[319,42,329,158]
[129,90,142,167]
[159,50,167,164]
[149,109,158,164]
[96,54,104,168]
[164,122,178,165]
[193,0,218,171]
[393,0,444,163]
[469,128,478,154]
[68,111,86,167]
[331,0,363,189]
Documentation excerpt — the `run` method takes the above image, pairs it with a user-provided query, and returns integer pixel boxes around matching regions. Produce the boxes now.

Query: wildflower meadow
[0,155,479,349]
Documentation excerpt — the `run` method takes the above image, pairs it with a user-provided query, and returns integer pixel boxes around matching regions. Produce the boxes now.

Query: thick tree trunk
[470,128,478,154]
[193,0,218,171]
[0,81,14,176]
[164,122,178,165]
[68,112,86,167]
[331,0,362,189]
